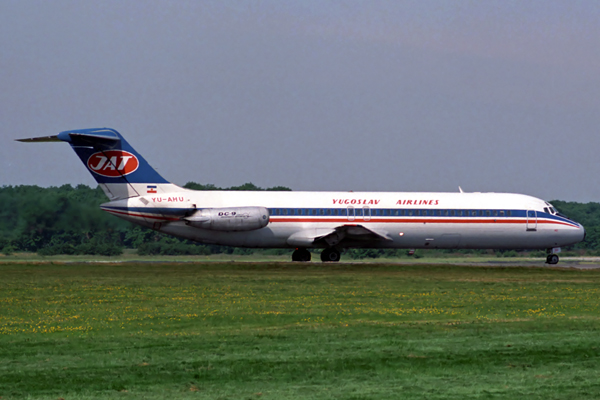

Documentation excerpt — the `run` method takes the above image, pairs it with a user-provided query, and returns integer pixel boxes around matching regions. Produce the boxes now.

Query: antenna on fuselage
[458,186,464,193]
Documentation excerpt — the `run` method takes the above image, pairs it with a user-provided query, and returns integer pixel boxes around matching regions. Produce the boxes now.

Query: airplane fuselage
[101,189,584,251]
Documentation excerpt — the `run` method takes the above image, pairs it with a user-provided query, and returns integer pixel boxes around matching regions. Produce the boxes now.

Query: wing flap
[287,224,393,247]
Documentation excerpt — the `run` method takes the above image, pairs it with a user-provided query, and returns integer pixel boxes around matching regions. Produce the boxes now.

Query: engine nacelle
[183,207,270,232]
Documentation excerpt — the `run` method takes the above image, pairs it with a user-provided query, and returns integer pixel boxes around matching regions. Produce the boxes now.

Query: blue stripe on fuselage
[100,206,581,228]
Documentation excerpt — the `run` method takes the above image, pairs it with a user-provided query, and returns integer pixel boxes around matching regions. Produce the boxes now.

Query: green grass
[0,250,581,264]
[1,263,600,399]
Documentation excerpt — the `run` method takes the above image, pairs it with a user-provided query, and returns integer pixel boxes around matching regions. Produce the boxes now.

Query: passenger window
[499,210,505,217]
[356,209,363,216]
[507,210,512,217]
[450,210,455,216]
[493,210,498,217]
[407,210,413,216]
[486,211,491,217]
[326,209,331,216]
[393,210,399,216]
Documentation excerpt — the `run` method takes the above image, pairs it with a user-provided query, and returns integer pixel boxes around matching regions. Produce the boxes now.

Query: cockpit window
[548,204,571,220]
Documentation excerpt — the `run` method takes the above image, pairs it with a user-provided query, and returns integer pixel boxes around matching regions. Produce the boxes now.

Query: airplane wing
[287,224,393,247]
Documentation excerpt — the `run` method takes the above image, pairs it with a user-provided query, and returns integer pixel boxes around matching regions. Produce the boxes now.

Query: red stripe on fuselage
[268,217,579,228]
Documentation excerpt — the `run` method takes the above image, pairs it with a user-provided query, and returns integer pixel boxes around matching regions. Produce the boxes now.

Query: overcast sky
[1,0,599,202]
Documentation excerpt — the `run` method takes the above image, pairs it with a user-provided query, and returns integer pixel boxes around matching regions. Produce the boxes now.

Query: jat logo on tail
[87,151,139,177]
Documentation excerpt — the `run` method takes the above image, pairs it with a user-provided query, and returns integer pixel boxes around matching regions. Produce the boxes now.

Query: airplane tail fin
[17,128,183,200]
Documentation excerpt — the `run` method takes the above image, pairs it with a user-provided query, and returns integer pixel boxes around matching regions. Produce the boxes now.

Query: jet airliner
[18,128,585,264]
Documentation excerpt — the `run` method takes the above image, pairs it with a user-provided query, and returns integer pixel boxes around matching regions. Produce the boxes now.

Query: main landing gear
[292,248,312,262]
[291,247,341,262]
[320,248,341,262]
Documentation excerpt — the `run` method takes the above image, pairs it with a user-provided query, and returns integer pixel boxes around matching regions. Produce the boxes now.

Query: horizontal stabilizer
[66,132,120,148]
[16,130,121,149]
[15,135,61,143]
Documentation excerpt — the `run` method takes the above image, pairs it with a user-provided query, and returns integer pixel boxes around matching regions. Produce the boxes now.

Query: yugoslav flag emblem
[87,150,139,177]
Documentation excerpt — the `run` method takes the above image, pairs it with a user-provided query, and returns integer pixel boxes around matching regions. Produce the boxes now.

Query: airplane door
[363,206,371,221]
[526,210,537,231]
[347,206,355,222]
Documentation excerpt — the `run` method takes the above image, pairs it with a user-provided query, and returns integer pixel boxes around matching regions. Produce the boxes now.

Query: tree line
[0,183,290,256]
[0,184,598,257]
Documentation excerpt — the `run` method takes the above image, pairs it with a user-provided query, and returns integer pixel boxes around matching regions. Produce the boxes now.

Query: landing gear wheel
[320,248,341,262]
[546,254,559,265]
[292,248,311,262]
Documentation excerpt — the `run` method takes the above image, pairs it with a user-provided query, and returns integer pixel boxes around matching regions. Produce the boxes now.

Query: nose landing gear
[545,247,561,265]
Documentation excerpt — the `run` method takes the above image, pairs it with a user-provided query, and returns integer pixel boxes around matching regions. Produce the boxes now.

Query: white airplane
[18,128,585,264]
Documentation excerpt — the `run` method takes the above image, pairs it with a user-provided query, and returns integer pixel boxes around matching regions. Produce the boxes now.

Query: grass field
[1,262,600,399]
[1,250,593,265]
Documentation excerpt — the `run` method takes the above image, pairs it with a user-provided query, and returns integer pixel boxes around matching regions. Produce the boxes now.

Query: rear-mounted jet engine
[182,207,270,232]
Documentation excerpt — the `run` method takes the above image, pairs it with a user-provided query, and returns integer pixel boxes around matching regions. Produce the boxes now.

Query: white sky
[1,0,599,201]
